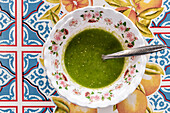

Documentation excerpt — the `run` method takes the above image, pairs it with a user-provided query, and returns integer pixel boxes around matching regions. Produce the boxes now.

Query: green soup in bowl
[64,28,125,88]
[44,6,147,108]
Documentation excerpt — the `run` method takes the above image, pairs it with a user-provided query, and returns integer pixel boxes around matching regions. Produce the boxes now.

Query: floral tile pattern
[22,0,52,46]
[22,51,58,101]
[23,106,55,113]
[0,0,170,112]
[0,0,17,46]
[0,106,17,113]
[0,51,17,101]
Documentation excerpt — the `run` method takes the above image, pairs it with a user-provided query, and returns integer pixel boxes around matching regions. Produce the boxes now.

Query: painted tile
[23,106,54,113]
[0,51,17,101]
[22,0,53,46]
[0,106,17,113]
[0,0,17,46]
[22,51,58,101]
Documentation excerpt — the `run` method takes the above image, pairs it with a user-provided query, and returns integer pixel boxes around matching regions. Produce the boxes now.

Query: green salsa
[64,28,125,88]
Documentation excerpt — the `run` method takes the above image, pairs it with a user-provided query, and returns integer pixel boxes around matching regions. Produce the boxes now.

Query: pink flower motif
[60,81,64,84]
[125,32,135,42]
[63,29,68,35]
[115,83,123,89]
[50,51,53,54]
[54,59,58,68]
[135,37,138,40]
[52,44,58,52]
[130,67,135,75]
[104,18,113,25]
[124,69,129,78]
[95,11,100,17]
[119,20,122,24]
[87,12,92,18]
[69,19,78,27]
[104,93,109,97]
[85,92,90,97]
[128,43,133,48]
[119,25,126,31]
[88,19,97,23]
[127,77,132,82]
[110,94,114,97]
[104,93,109,99]
[61,73,67,81]
[73,89,81,95]
[54,32,62,42]
[84,12,92,20]
[90,96,95,100]
[94,95,100,101]
[60,81,66,87]
[55,75,60,79]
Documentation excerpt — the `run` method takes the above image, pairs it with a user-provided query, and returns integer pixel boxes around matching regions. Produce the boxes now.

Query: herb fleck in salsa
[64,28,125,88]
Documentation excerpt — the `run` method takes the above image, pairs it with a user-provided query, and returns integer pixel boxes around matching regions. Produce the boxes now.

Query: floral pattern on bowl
[44,6,147,108]
[80,10,103,23]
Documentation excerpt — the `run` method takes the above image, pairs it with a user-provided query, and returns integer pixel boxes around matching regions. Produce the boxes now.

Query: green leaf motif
[61,28,64,32]
[80,14,84,17]
[131,41,134,45]
[86,96,90,99]
[39,4,61,24]
[102,96,104,101]
[122,34,124,38]
[138,7,164,20]
[125,28,130,32]
[48,46,52,50]
[55,52,58,55]
[59,42,63,46]
[135,0,141,3]
[134,64,136,68]
[123,22,126,26]
[105,0,131,7]
[46,0,60,3]
[107,97,111,100]
[52,41,56,44]
[63,36,66,39]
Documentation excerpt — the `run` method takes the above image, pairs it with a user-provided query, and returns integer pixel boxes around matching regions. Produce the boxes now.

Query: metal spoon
[102,45,167,60]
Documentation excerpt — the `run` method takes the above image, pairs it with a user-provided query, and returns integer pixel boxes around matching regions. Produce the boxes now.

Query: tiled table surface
[0,0,170,113]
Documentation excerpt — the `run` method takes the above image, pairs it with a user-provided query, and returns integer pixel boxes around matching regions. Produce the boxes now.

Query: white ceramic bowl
[43,6,147,108]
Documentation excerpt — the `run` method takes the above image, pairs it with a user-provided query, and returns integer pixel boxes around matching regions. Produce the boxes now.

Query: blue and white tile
[0,0,16,45]
[0,52,16,100]
[23,106,54,113]
[0,107,17,113]
[23,52,58,101]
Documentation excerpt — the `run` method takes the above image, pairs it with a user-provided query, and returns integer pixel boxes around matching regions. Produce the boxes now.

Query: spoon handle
[102,45,167,60]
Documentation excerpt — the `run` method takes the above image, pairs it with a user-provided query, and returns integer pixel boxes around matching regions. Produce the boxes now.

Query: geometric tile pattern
[0,51,17,101]
[22,0,52,47]
[0,106,17,113]
[22,106,55,113]
[22,51,58,101]
[151,0,170,27]
[0,0,170,112]
[0,0,17,46]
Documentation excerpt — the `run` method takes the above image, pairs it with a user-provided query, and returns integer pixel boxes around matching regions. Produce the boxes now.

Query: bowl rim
[43,6,147,108]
